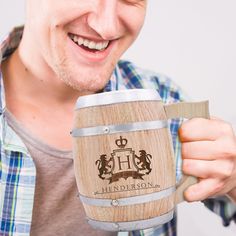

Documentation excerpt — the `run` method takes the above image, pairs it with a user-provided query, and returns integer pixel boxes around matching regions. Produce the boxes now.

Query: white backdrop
[0,0,236,235]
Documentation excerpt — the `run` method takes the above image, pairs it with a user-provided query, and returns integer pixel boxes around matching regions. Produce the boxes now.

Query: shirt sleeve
[203,197,236,226]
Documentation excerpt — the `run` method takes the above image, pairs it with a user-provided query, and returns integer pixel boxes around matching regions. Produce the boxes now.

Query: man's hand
[179,118,236,203]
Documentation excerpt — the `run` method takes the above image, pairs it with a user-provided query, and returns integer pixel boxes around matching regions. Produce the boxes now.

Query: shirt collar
[0,26,24,114]
[0,26,24,61]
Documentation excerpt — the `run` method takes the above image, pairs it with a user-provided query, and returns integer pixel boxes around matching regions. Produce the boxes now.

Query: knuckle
[213,181,224,193]
[220,140,236,158]
[222,161,234,178]
[228,140,236,156]
[219,122,233,136]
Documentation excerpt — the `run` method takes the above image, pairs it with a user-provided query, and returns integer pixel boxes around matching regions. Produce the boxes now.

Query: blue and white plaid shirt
[0,26,235,236]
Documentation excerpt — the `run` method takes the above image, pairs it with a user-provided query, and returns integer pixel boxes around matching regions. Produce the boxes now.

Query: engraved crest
[95,136,153,184]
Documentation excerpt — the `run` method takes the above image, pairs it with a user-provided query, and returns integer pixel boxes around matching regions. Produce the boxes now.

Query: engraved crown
[115,136,128,148]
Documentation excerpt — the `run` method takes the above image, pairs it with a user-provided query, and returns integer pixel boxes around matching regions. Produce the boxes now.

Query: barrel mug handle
[164,101,210,204]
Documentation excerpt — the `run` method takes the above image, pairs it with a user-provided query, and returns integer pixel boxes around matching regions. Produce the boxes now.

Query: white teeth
[78,37,83,46]
[88,41,95,49]
[103,41,109,48]
[70,34,109,51]
[73,35,78,43]
[84,39,89,47]
[96,43,103,50]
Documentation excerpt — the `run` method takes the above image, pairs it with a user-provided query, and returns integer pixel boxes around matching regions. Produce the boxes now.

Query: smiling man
[0,0,236,236]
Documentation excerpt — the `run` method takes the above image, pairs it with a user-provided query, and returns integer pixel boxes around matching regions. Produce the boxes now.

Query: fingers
[179,117,236,201]
[179,118,234,142]
[181,138,236,160]
[184,178,222,201]
[182,157,235,201]
[182,141,217,160]
[182,159,234,179]
[184,177,235,202]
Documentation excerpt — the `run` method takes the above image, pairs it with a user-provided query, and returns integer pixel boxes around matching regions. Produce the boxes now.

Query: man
[0,0,235,235]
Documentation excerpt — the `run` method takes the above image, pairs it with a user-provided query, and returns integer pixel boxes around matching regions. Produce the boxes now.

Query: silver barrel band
[79,186,175,207]
[87,210,174,231]
[75,89,161,110]
[71,120,168,137]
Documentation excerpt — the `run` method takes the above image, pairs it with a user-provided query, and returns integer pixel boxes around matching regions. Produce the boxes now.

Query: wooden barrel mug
[71,89,209,231]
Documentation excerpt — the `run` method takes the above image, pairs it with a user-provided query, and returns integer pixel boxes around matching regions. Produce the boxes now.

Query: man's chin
[56,64,114,92]
[61,77,109,93]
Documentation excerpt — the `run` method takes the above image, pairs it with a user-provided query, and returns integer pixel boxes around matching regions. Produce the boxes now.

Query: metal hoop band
[75,89,161,110]
[79,186,175,207]
[71,120,168,137]
[87,210,174,231]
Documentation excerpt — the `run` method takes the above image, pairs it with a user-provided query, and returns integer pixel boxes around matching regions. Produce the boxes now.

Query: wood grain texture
[164,101,209,120]
[73,101,166,129]
[73,100,176,222]
[72,97,209,224]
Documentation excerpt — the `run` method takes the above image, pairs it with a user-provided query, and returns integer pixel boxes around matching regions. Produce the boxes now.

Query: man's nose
[87,0,120,40]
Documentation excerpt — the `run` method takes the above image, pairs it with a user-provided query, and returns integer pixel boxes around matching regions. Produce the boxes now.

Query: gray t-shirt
[5,110,116,236]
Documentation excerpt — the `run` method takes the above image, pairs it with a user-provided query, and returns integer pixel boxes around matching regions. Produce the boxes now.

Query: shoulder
[117,60,186,103]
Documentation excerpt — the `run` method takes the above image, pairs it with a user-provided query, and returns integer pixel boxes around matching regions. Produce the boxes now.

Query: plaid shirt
[0,27,235,236]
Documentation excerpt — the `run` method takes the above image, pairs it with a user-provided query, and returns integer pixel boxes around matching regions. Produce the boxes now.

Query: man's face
[25,0,147,92]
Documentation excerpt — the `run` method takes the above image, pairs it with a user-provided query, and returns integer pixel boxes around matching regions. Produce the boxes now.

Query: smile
[68,33,110,52]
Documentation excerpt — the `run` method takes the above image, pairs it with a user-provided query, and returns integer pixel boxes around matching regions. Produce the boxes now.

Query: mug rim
[75,89,161,110]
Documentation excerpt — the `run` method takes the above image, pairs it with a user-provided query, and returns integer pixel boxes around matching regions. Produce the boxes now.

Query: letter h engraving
[117,155,131,171]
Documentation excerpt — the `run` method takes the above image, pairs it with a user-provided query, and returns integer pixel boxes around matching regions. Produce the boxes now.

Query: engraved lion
[135,150,152,174]
[95,154,112,180]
